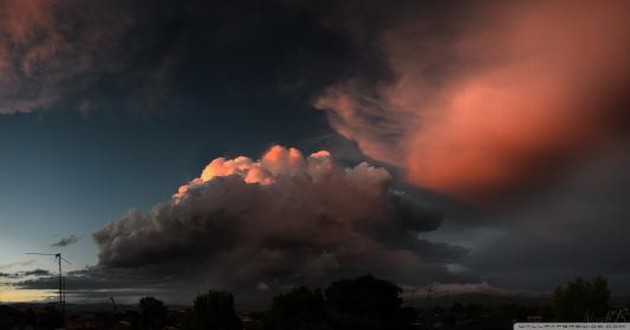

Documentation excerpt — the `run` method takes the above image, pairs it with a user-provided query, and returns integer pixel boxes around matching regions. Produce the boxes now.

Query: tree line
[139,274,415,330]
[135,274,612,329]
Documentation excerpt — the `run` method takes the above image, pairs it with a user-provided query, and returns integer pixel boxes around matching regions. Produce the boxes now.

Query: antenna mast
[26,252,71,327]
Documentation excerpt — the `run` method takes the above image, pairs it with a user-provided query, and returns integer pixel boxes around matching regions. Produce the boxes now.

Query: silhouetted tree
[264,286,329,330]
[187,290,242,330]
[325,274,415,330]
[138,296,168,330]
[553,275,610,321]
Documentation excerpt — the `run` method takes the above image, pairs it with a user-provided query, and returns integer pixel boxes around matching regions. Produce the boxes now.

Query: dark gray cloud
[0,0,138,114]
[448,148,630,294]
[23,269,52,277]
[0,268,51,279]
[51,235,80,248]
[0,0,379,116]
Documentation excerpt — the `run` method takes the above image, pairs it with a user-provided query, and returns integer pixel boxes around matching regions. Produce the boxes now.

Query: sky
[0,0,629,306]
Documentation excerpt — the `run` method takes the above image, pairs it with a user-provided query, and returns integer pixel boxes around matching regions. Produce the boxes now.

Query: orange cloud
[174,145,380,202]
[315,0,630,204]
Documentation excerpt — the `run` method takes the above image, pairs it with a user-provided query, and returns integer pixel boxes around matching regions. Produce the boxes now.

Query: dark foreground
[2,275,628,329]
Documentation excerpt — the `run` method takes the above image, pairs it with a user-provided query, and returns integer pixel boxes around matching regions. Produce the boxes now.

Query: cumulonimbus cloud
[92,146,466,294]
[314,0,630,203]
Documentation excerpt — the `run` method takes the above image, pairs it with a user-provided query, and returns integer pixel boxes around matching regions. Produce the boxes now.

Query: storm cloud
[90,146,467,300]
[456,148,630,293]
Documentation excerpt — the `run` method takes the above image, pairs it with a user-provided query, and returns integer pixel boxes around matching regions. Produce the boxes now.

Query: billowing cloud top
[93,146,464,294]
[173,146,349,201]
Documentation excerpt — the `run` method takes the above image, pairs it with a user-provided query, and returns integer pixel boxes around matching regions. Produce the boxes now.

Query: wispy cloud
[0,268,51,279]
[0,259,35,271]
[51,235,80,248]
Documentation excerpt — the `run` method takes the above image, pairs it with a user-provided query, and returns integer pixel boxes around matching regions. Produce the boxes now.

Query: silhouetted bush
[138,296,168,330]
[187,290,242,330]
[553,275,610,321]
[264,286,328,330]
[263,275,415,330]
[325,275,415,330]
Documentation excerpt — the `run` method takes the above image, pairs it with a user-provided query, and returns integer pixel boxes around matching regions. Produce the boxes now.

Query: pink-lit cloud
[174,146,338,201]
[315,0,630,203]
